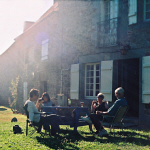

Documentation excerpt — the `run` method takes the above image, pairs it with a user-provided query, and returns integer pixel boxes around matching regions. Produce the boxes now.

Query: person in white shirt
[24,89,70,135]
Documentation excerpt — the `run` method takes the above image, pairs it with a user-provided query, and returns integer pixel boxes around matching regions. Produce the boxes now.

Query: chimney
[23,21,35,32]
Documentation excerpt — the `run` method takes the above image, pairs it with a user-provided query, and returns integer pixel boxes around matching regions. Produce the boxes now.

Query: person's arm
[27,102,35,123]
[35,98,43,111]
[105,101,109,110]
[91,100,97,112]
[96,101,119,116]
[96,110,110,116]
[28,101,40,124]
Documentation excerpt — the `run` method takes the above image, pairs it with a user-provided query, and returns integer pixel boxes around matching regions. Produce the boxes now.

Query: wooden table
[42,106,92,135]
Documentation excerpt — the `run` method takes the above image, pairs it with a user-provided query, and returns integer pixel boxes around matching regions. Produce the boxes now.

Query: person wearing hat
[82,93,108,135]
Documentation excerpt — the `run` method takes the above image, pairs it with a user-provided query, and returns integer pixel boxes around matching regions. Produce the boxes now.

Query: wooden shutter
[70,64,79,99]
[100,60,113,101]
[142,56,150,103]
[23,82,28,102]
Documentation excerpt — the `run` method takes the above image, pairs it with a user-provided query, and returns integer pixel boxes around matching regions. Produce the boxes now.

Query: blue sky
[0,0,53,55]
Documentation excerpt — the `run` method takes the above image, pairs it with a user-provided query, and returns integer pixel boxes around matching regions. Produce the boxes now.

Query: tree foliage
[8,76,19,113]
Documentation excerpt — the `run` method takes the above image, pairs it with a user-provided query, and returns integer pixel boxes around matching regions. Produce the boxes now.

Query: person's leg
[89,113,103,133]
[39,114,58,135]
[50,114,60,135]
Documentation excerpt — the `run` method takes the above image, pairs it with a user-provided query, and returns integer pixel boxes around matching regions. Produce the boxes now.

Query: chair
[23,104,49,137]
[103,105,129,134]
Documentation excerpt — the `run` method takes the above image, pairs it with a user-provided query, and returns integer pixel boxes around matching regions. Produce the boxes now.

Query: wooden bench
[42,106,92,135]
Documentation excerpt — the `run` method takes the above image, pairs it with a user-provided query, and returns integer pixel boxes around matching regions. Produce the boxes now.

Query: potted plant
[120,43,131,55]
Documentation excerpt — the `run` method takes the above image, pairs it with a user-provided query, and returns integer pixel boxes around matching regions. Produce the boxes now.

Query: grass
[0,106,150,150]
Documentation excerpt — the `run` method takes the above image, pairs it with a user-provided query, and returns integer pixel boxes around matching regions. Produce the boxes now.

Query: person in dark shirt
[91,93,108,113]
[82,93,108,134]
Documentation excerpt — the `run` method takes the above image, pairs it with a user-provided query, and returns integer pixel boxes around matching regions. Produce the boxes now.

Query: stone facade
[1,0,150,128]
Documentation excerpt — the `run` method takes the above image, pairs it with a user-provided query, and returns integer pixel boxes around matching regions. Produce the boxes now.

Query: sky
[0,0,53,55]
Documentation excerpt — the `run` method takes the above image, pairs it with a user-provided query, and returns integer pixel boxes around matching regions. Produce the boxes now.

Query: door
[114,58,139,117]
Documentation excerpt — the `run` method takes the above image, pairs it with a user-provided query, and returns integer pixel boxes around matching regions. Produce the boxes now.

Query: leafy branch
[8,76,19,113]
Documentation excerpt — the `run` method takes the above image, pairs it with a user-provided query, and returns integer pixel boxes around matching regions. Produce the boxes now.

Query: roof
[38,2,58,22]
[15,2,59,40]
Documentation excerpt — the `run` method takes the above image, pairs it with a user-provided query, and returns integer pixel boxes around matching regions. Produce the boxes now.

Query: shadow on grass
[36,128,150,149]
[0,108,7,111]
[36,128,94,149]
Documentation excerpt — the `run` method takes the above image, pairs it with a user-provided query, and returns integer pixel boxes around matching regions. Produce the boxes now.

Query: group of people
[24,87,127,137]
[82,87,127,136]
[24,89,70,136]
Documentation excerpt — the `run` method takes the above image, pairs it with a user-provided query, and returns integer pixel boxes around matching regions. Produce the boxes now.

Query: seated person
[82,93,108,133]
[35,92,55,112]
[24,88,70,136]
[91,93,109,113]
[94,87,127,137]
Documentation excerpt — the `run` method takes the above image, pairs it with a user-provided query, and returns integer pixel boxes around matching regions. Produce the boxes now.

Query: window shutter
[142,56,150,103]
[23,82,28,102]
[100,60,113,101]
[70,64,79,99]
[128,0,137,25]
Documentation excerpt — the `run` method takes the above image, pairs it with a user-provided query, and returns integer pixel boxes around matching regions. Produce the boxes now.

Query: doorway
[113,58,139,117]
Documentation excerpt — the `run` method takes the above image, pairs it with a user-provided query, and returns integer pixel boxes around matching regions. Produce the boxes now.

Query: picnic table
[42,106,92,135]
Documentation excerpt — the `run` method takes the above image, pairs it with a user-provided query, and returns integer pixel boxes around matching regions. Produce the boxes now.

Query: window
[100,0,118,22]
[128,0,137,25]
[144,0,150,20]
[98,0,118,47]
[85,63,100,98]
[41,39,49,60]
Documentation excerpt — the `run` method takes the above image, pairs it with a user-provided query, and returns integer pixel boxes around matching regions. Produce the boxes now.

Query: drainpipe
[60,68,70,94]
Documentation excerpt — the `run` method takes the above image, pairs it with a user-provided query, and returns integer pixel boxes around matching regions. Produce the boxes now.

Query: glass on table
[80,102,84,107]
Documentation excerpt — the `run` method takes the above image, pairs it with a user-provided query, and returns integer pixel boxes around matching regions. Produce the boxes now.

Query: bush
[8,76,19,113]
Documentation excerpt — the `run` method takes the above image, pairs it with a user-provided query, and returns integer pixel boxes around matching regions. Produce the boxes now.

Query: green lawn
[0,106,150,150]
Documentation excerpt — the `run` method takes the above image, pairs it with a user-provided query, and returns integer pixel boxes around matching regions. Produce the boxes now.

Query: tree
[8,76,19,113]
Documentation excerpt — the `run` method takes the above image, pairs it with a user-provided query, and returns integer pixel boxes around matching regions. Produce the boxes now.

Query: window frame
[98,0,118,47]
[100,0,118,22]
[85,63,100,99]
[144,0,150,21]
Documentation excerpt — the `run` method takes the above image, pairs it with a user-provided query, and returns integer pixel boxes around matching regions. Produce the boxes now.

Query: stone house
[0,37,24,106]
[0,0,150,128]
